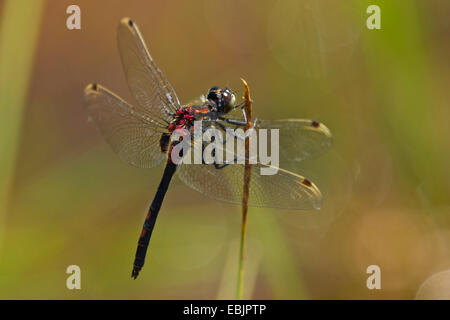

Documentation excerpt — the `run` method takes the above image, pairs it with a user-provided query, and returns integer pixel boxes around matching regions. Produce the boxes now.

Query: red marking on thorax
[194,108,210,114]
[169,105,196,133]
[167,106,199,164]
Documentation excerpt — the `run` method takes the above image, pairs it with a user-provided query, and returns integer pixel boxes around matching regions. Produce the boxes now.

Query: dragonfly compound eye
[222,88,236,112]
[206,86,225,110]
[206,86,220,101]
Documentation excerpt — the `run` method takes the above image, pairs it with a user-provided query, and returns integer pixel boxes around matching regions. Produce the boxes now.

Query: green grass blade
[0,0,46,255]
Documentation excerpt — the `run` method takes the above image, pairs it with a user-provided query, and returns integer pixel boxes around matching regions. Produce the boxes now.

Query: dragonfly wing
[84,84,167,168]
[177,162,322,210]
[255,119,333,170]
[117,18,181,122]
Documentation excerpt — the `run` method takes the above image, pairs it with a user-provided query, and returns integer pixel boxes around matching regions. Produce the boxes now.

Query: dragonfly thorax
[168,106,196,133]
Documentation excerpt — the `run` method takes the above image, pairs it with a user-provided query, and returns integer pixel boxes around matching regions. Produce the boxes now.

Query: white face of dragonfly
[227,92,236,110]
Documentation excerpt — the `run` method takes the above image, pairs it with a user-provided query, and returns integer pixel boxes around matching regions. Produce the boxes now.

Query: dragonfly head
[206,87,236,113]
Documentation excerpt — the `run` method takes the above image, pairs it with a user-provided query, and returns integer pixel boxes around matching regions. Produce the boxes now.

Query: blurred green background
[1,0,450,299]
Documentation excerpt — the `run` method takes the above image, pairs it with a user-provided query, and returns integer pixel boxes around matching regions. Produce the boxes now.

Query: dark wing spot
[311,120,320,128]
[301,178,312,187]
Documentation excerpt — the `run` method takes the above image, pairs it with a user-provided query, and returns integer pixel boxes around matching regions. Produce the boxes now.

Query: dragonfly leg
[201,115,258,168]
[216,117,259,142]
[214,157,237,169]
[220,117,246,126]
[214,122,241,142]
[201,132,238,169]
[218,107,248,126]
[213,121,245,142]
[214,163,229,169]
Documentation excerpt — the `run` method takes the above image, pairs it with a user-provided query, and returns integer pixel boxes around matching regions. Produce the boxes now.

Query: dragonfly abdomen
[159,133,170,153]
[131,161,178,279]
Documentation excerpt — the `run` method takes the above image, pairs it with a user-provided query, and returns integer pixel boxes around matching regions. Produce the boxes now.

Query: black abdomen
[159,133,170,153]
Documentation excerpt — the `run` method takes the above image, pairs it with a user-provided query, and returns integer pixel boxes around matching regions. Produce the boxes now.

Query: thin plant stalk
[237,78,252,300]
[0,0,46,256]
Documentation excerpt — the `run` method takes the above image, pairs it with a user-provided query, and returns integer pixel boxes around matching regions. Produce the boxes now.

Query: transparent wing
[117,17,181,123]
[174,118,331,210]
[84,83,168,168]
[211,117,333,170]
[255,119,332,171]
[177,161,322,210]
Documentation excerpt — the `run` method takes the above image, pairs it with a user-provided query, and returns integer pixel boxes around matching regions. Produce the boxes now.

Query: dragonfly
[84,18,333,279]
